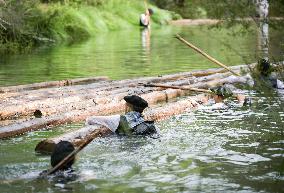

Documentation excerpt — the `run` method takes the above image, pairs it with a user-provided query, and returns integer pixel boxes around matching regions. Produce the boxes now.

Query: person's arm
[236,94,246,104]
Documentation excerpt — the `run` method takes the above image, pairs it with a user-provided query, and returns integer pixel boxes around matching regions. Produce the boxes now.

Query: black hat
[124,95,148,110]
[51,141,75,170]
[148,8,154,15]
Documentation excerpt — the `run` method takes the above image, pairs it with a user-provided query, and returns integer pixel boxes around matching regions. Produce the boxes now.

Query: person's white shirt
[140,13,149,27]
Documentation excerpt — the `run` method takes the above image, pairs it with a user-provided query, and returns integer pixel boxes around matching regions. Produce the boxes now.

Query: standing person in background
[140,8,154,28]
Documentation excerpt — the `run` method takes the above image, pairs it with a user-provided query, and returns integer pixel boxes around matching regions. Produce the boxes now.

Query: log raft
[0,65,252,140]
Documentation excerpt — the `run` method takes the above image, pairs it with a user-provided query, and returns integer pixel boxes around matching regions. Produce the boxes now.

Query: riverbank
[0,0,180,54]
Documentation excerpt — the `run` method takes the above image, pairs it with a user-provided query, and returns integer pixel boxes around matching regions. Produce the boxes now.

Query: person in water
[207,85,248,106]
[140,8,154,27]
[40,141,76,177]
[86,95,160,138]
[256,58,284,89]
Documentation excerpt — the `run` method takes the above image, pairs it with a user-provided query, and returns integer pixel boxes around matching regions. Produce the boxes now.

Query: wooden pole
[175,34,241,76]
[144,0,148,9]
[144,83,213,94]
[42,130,101,176]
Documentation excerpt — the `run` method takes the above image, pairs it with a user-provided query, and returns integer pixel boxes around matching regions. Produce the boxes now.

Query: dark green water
[0,24,283,193]
[1,24,283,87]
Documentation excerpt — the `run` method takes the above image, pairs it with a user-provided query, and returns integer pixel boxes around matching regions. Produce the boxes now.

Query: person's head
[257,58,272,76]
[124,95,148,113]
[51,141,75,170]
[210,86,233,103]
[147,8,154,16]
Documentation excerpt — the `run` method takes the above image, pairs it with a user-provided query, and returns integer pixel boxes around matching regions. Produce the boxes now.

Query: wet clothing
[259,74,284,89]
[39,168,78,182]
[116,111,160,138]
[85,115,120,133]
[85,111,160,138]
[276,79,284,89]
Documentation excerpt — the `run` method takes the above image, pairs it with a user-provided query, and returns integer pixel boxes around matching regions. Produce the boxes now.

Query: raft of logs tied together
[0,65,254,154]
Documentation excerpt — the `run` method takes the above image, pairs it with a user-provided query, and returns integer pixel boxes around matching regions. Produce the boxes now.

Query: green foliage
[153,0,284,19]
[0,0,177,54]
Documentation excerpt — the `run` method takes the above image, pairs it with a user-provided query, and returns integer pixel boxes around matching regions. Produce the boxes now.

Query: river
[0,24,283,192]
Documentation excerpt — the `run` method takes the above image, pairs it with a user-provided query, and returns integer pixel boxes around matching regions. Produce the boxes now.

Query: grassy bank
[0,0,180,54]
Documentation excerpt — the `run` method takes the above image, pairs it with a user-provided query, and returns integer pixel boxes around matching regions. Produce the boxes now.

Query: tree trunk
[256,0,269,60]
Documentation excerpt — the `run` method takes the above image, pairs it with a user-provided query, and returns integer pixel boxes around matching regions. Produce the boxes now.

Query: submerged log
[35,95,203,154]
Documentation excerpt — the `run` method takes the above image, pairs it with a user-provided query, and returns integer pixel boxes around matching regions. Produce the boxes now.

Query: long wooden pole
[144,83,213,94]
[144,0,148,9]
[175,34,241,76]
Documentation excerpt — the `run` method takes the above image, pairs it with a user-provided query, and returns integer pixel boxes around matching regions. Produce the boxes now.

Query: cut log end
[35,126,113,154]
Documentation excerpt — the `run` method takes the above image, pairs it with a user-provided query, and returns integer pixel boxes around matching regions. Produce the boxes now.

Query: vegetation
[0,0,179,54]
[153,0,284,19]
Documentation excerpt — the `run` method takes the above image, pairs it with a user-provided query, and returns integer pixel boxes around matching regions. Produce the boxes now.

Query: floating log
[0,77,195,120]
[0,70,235,120]
[0,88,190,139]
[0,71,196,101]
[0,76,110,93]
[0,64,247,101]
[41,126,111,175]
[35,95,203,154]
[143,83,212,93]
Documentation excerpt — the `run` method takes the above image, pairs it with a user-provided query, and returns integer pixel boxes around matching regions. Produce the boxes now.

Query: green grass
[0,0,180,53]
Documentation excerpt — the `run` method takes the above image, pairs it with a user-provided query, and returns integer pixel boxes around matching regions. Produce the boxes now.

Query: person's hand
[146,9,150,16]
[236,94,246,103]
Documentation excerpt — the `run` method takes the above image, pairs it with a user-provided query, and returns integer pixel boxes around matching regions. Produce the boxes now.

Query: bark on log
[0,88,189,139]
[0,77,190,120]
[0,71,196,101]
[0,70,234,120]
[35,95,204,154]
[0,66,253,139]
[0,76,110,93]
[1,64,248,101]
[0,73,252,139]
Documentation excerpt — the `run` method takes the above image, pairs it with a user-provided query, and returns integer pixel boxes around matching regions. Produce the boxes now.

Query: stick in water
[175,34,241,76]
[143,83,213,94]
[42,130,101,177]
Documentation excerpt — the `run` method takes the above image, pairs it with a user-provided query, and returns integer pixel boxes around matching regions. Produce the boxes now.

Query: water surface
[0,90,283,192]
[0,24,283,192]
[1,24,283,86]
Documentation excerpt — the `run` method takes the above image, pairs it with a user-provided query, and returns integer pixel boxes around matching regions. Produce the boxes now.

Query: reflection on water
[0,89,283,192]
[2,24,284,86]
